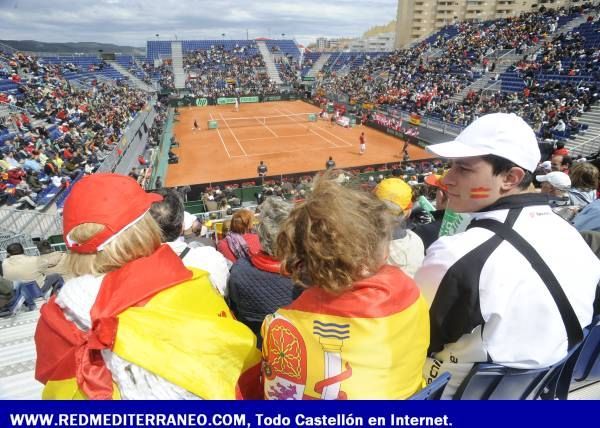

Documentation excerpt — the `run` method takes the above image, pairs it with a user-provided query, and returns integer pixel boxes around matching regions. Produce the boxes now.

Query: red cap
[63,173,163,254]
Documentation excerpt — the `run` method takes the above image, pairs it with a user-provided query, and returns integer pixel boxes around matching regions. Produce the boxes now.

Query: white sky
[0,0,398,47]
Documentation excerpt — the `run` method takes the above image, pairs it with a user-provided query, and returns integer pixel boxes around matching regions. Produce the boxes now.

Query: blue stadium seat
[408,372,451,400]
[453,345,582,400]
[554,316,600,399]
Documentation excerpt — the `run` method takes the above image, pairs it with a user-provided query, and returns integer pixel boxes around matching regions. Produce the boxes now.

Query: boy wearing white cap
[414,113,600,398]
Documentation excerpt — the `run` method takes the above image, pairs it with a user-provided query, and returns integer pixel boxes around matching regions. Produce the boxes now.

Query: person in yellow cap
[374,177,425,278]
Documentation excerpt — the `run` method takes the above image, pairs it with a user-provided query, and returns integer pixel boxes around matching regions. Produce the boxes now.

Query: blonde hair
[276,172,392,294]
[63,212,162,277]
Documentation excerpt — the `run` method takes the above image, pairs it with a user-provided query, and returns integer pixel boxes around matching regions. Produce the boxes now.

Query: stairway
[449,14,590,104]
[171,41,187,90]
[107,61,154,92]
[566,105,600,158]
[307,53,331,78]
[257,41,283,85]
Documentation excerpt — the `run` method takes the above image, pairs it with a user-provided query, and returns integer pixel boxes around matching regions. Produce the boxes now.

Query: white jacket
[415,193,600,398]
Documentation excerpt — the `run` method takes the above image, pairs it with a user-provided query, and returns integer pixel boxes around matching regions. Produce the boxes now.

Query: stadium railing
[97,96,158,175]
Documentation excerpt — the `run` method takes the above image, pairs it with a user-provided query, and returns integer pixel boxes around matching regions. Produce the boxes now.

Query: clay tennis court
[166,101,433,186]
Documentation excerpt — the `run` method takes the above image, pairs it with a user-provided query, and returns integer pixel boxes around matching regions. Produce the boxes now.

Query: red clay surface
[166,100,433,186]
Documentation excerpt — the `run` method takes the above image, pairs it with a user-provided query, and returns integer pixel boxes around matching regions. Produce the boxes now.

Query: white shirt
[167,237,230,296]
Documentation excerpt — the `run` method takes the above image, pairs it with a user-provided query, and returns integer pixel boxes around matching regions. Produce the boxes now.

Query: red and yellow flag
[35,245,261,400]
[261,265,429,400]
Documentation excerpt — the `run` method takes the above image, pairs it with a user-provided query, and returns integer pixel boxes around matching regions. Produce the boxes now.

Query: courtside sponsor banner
[217,97,237,105]
[0,401,588,428]
[240,96,260,103]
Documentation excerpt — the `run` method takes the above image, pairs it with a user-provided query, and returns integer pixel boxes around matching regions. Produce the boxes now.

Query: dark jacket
[227,252,302,347]
[413,209,445,250]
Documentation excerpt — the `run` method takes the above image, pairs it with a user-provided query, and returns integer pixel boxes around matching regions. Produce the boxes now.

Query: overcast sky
[0,0,398,47]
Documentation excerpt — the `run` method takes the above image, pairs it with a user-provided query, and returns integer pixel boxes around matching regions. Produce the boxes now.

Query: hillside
[0,40,144,55]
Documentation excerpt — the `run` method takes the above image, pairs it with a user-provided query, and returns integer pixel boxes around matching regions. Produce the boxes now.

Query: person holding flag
[261,172,429,399]
[34,174,261,400]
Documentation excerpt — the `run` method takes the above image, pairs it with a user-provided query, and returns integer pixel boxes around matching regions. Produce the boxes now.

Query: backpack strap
[469,218,583,349]
[179,246,191,260]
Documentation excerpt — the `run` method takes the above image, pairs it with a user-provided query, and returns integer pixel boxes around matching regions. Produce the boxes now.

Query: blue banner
[0,401,593,428]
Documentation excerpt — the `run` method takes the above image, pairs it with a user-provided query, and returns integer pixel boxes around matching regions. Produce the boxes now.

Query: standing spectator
[257,160,267,177]
[262,174,429,399]
[415,113,600,398]
[35,174,261,399]
[325,156,336,169]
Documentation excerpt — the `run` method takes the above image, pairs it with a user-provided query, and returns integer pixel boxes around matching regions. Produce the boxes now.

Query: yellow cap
[374,178,413,215]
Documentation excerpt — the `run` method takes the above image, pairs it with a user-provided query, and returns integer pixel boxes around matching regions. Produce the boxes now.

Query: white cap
[183,211,196,230]
[427,113,541,172]
[541,160,552,172]
[536,171,571,190]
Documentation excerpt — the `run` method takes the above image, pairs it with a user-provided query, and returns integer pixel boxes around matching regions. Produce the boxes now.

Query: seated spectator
[374,177,425,277]
[217,209,261,262]
[573,198,600,232]
[413,173,448,250]
[537,171,579,221]
[415,113,600,398]
[568,162,598,208]
[0,276,15,312]
[182,211,217,248]
[227,198,299,347]
[35,174,261,399]
[149,188,230,296]
[2,243,61,292]
[262,174,429,399]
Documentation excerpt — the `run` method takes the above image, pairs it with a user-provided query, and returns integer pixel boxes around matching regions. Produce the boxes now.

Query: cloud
[0,0,397,46]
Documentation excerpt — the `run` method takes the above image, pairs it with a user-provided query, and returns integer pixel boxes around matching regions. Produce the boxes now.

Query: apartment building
[394,0,577,48]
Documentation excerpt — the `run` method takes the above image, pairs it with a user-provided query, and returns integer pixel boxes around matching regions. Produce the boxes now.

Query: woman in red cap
[34,173,261,400]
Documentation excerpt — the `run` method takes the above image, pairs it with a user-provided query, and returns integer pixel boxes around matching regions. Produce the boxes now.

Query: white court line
[255,117,279,138]
[209,112,231,159]
[281,107,354,148]
[273,107,338,148]
[219,112,248,156]
[240,134,312,142]
[230,145,340,158]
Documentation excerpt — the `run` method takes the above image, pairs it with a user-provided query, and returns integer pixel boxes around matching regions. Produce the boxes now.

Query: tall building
[394,0,576,49]
[349,33,396,52]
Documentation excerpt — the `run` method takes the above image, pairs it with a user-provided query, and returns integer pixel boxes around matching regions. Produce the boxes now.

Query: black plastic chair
[408,372,451,400]
[453,348,580,400]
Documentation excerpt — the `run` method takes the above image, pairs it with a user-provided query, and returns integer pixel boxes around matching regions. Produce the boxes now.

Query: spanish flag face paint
[469,186,491,199]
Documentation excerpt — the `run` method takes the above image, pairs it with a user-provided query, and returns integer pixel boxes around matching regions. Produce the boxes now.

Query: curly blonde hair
[276,172,392,293]
[62,212,162,277]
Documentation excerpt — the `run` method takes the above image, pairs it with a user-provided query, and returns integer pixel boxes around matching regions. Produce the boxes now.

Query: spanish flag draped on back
[261,265,429,400]
[34,245,262,400]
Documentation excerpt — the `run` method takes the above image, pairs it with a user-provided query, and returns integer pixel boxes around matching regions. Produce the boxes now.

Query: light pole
[222,33,226,40]
[281,33,285,40]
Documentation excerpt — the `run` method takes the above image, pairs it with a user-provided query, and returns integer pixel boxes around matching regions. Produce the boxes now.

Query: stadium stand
[1,2,600,401]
